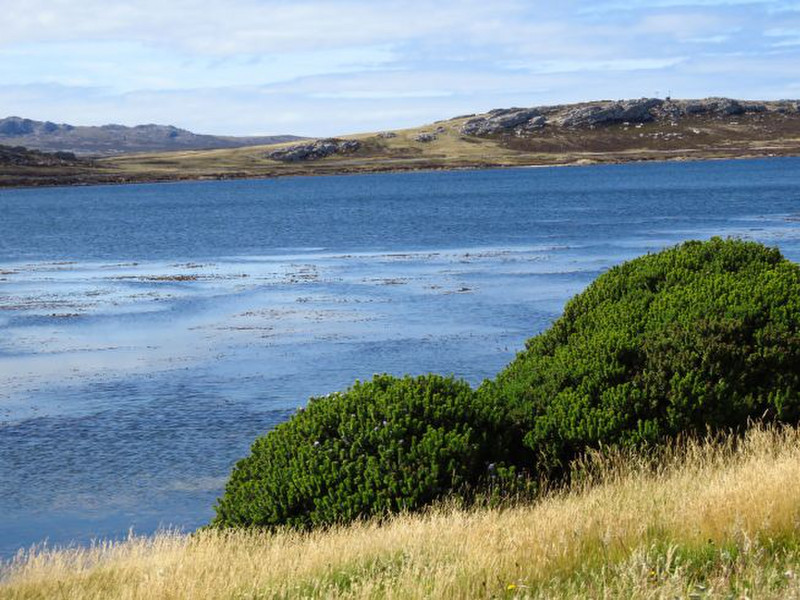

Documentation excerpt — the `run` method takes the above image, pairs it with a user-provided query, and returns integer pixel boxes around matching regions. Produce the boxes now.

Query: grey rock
[676,98,768,117]
[744,103,768,113]
[712,98,745,115]
[0,144,83,167]
[414,132,437,143]
[514,115,547,135]
[461,108,542,136]
[557,98,663,128]
[376,131,397,139]
[267,138,362,162]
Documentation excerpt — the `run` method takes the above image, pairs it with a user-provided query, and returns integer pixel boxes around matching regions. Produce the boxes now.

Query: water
[1,158,799,557]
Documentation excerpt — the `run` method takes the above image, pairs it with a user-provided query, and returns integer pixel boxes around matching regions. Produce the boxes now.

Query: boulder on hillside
[556,98,664,128]
[267,139,362,162]
[414,132,437,142]
[514,115,547,135]
[0,144,82,166]
[677,98,769,117]
[461,108,543,136]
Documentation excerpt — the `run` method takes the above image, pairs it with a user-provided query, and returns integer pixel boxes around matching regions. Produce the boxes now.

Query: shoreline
[1,149,798,191]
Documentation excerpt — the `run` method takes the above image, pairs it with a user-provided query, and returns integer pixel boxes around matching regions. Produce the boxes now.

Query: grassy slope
[3,425,799,599]
[100,106,800,181]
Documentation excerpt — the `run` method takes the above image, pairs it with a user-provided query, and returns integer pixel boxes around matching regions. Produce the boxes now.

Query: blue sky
[0,0,799,136]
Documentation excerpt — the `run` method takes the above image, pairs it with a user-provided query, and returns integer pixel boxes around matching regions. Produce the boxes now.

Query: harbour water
[1,158,799,557]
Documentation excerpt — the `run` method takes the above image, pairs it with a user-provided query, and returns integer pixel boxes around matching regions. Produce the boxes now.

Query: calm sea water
[1,159,799,558]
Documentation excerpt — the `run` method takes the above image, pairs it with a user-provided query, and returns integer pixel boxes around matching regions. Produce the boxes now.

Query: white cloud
[0,41,398,92]
[513,57,688,74]
[764,27,800,35]
[583,0,776,12]
[310,91,455,100]
[686,34,733,43]
[0,0,797,135]
[0,0,530,54]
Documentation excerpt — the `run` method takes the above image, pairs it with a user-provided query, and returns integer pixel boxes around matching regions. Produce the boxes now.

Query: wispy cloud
[513,57,688,74]
[0,0,796,135]
[310,91,455,100]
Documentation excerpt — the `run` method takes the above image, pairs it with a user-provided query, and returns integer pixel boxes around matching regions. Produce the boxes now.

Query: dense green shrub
[484,237,800,476]
[216,238,800,529]
[213,374,516,529]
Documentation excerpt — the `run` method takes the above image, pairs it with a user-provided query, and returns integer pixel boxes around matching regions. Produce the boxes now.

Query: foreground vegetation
[3,424,800,599]
[4,239,799,598]
[215,239,800,530]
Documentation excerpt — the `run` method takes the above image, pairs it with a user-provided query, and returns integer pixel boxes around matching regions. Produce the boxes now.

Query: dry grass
[2,425,800,599]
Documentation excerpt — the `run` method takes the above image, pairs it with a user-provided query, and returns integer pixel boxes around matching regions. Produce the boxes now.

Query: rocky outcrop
[684,98,742,116]
[514,115,547,135]
[672,98,769,117]
[773,101,800,114]
[377,131,397,139]
[455,97,800,137]
[267,139,362,162]
[461,99,664,134]
[414,132,437,143]
[461,108,543,136]
[0,144,82,167]
[557,98,663,128]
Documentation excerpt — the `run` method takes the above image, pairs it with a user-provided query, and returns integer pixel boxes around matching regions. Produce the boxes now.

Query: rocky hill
[0,144,105,187]
[4,97,800,187]
[457,97,798,136]
[0,144,83,167]
[0,117,305,156]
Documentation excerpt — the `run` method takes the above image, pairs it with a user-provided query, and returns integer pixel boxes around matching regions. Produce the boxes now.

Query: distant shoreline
[2,150,798,191]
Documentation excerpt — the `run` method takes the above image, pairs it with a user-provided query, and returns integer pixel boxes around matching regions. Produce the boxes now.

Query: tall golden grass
[2,424,800,599]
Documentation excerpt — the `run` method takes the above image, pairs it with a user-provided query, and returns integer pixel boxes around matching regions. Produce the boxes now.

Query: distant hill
[0,117,305,156]
[103,96,800,179]
[3,97,800,187]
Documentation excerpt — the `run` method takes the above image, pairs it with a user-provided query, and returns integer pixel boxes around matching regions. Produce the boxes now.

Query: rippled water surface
[1,159,799,557]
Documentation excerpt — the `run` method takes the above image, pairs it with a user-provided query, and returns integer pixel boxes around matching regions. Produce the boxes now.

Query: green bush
[484,237,800,476]
[213,374,515,529]
[215,238,800,529]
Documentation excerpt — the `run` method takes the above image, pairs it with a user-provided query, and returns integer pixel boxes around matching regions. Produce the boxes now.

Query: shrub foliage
[486,237,800,475]
[215,238,800,529]
[214,374,511,528]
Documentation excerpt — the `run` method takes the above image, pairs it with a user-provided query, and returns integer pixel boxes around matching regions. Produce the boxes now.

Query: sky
[0,0,799,136]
